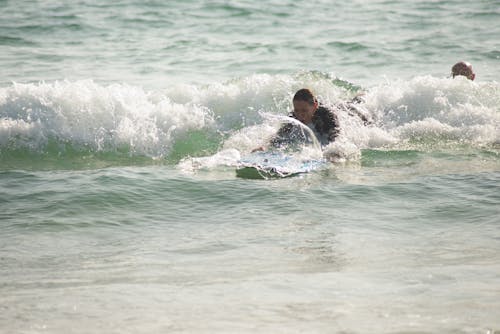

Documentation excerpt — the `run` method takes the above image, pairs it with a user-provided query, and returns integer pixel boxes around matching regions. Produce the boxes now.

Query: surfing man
[253,88,370,152]
[252,88,340,152]
[451,61,475,80]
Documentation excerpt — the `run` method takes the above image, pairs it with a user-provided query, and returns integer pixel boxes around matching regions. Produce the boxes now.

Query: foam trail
[177,148,242,173]
[179,114,325,173]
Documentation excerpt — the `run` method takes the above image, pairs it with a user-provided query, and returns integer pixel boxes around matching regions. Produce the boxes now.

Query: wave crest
[1,73,498,168]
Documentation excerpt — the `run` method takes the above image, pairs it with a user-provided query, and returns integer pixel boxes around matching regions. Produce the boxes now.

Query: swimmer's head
[292,88,318,124]
[451,61,475,81]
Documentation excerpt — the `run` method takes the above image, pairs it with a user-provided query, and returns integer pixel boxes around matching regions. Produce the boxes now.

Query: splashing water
[1,73,498,170]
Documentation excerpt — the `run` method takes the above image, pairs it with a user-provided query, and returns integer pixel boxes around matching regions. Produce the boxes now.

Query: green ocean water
[1,0,500,333]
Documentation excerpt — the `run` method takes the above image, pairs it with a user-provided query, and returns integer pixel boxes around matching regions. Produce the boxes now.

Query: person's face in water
[293,99,318,124]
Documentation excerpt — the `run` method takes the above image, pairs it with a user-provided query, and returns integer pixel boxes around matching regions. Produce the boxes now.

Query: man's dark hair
[293,88,317,105]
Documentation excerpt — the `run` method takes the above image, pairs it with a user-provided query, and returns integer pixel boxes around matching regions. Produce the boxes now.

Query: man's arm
[326,111,341,142]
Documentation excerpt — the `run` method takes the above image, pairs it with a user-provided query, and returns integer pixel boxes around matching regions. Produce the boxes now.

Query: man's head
[292,88,318,124]
[451,61,475,81]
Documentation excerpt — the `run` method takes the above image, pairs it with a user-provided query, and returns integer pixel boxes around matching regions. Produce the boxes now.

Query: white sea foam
[362,76,500,146]
[165,72,350,130]
[178,148,242,172]
[1,75,498,163]
[318,76,499,161]
[0,80,214,157]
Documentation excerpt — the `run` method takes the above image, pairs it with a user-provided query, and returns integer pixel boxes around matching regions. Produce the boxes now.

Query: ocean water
[1,0,499,333]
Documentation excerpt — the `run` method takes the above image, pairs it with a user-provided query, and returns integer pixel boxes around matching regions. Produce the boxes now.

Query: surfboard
[236,151,325,179]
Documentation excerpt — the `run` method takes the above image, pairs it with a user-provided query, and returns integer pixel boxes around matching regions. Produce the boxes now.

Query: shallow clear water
[1,166,499,333]
[1,0,499,333]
